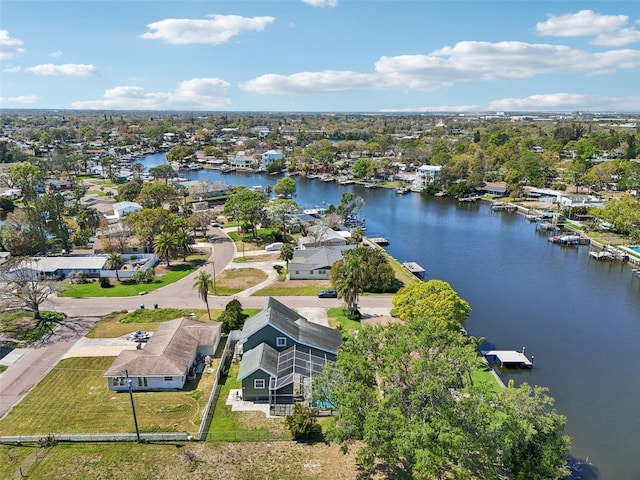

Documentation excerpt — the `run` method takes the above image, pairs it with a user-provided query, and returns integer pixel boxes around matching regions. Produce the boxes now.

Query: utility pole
[125,370,141,442]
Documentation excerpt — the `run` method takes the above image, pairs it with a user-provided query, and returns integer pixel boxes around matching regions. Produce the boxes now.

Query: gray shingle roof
[237,342,279,380]
[241,297,342,354]
[104,318,221,377]
[289,247,345,271]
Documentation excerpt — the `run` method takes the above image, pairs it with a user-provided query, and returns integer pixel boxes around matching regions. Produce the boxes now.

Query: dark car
[317,289,338,298]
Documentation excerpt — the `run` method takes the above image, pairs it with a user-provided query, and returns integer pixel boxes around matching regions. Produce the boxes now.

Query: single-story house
[238,297,342,404]
[104,318,222,391]
[112,201,142,219]
[288,247,350,280]
[477,181,508,197]
[297,225,349,249]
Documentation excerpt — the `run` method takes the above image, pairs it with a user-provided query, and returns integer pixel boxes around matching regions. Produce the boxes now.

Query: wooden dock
[369,236,389,246]
[402,261,425,278]
[481,349,533,368]
[490,202,517,212]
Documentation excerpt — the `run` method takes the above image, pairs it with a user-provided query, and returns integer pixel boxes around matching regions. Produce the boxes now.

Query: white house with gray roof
[104,317,221,391]
[288,246,352,280]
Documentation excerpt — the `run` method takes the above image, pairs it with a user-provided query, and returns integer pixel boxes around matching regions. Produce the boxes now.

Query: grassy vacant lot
[207,361,289,441]
[0,356,218,436]
[60,253,210,298]
[255,278,332,296]
[213,268,267,295]
[5,440,368,480]
[232,252,280,263]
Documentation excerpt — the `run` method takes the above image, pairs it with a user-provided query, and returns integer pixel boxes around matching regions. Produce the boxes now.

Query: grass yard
[60,261,207,298]
[471,364,503,392]
[0,356,218,436]
[232,252,280,263]
[0,310,58,345]
[207,361,289,441]
[212,268,267,296]
[14,440,367,480]
[327,307,361,338]
[86,309,211,338]
[0,445,34,479]
[254,278,332,296]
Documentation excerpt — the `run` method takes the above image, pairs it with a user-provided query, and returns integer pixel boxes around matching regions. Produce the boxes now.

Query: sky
[1,1,640,113]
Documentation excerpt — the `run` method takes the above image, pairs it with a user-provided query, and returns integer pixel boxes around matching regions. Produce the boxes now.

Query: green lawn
[86,309,211,338]
[207,361,288,441]
[0,444,34,478]
[326,307,361,338]
[254,283,330,296]
[60,263,203,298]
[0,356,218,436]
[471,364,503,392]
[0,310,57,344]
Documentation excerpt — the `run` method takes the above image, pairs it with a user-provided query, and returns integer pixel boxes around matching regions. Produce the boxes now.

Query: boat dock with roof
[481,349,533,368]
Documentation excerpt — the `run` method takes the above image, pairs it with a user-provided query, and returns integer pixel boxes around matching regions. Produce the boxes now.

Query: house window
[295,271,299,275]
[318,270,326,274]
[137,377,148,387]
[276,337,287,347]
[254,379,266,389]
[113,376,126,387]
[164,376,173,382]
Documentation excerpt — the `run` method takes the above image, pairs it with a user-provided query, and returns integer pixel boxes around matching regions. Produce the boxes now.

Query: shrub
[99,277,111,288]
[285,403,322,441]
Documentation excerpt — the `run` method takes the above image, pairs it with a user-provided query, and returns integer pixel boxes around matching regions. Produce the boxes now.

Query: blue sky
[1,1,639,112]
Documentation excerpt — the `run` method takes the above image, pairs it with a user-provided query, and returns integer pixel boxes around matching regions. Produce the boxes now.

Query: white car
[265,242,284,252]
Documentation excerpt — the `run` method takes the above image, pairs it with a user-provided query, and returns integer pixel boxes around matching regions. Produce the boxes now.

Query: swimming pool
[629,246,640,254]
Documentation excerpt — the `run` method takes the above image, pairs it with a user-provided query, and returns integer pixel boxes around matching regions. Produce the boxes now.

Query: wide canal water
[142,153,640,478]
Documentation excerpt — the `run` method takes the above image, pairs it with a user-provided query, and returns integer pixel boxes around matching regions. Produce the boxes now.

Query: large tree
[273,177,297,198]
[322,318,570,479]
[392,279,471,330]
[0,258,59,322]
[222,187,267,239]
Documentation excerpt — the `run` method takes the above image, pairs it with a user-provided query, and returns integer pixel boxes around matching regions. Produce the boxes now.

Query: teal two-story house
[237,297,342,405]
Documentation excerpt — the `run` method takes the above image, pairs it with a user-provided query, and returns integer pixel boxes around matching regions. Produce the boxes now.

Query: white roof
[30,256,108,272]
[113,201,142,211]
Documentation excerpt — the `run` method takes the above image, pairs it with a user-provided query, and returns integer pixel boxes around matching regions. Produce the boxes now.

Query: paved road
[0,226,392,418]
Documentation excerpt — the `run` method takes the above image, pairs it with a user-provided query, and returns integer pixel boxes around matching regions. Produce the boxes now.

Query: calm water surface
[142,153,640,479]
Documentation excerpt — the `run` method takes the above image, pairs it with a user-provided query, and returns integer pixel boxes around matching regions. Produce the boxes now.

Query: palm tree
[333,254,364,312]
[174,228,193,261]
[106,252,124,282]
[280,243,294,270]
[193,271,213,321]
[153,232,178,266]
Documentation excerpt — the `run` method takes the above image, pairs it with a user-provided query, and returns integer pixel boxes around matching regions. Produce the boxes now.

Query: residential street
[0,227,392,419]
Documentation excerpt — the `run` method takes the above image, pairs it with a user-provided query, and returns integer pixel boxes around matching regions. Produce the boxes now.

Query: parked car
[265,242,284,252]
[317,289,338,298]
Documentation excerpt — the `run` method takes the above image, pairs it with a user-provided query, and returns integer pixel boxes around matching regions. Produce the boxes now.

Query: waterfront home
[260,149,284,169]
[297,225,349,249]
[237,297,342,404]
[413,164,442,189]
[288,246,352,280]
[104,318,221,391]
[477,181,508,197]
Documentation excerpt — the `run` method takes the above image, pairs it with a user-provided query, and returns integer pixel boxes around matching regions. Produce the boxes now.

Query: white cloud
[0,95,39,105]
[240,70,380,94]
[25,63,97,76]
[302,0,338,8]
[488,93,640,112]
[50,49,62,58]
[536,10,640,46]
[374,41,640,90]
[0,30,25,60]
[71,77,231,110]
[2,64,21,73]
[140,14,275,45]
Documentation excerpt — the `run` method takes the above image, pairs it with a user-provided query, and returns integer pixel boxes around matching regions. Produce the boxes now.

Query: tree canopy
[321,306,570,479]
[392,280,471,330]
[222,187,267,239]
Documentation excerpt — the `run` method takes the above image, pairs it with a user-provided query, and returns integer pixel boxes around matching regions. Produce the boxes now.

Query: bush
[99,277,111,288]
[285,403,322,441]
